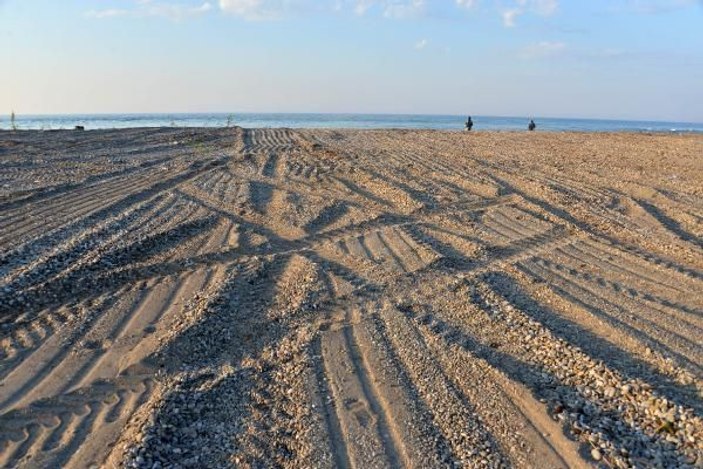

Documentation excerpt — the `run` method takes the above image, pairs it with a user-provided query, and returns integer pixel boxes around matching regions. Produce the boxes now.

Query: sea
[2,113,702,133]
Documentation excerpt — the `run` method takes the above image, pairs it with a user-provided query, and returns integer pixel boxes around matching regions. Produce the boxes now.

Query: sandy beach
[0,127,702,468]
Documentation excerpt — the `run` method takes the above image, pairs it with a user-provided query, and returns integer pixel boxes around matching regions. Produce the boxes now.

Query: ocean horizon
[2,112,702,133]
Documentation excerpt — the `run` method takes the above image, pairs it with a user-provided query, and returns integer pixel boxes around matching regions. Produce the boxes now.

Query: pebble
[591,448,602,461]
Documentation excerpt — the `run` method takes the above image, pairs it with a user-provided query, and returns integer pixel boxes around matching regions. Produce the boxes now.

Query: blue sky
[1,0,702,121]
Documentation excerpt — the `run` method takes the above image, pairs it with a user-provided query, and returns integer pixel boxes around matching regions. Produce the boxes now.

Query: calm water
[2,113,702,133]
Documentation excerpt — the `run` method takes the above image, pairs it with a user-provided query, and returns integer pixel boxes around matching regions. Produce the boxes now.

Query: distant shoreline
[2,113,702,133]
[2,127,702,135]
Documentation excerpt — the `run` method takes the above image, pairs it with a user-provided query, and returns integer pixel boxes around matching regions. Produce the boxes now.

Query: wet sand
[0,128,702,468]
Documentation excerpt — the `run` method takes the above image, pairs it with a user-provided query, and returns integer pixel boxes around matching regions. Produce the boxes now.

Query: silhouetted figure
[465,116,473,132]
[74,125,85,131]
[528,119,536,131]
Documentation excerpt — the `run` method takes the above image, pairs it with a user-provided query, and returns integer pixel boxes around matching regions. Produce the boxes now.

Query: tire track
[375,304,507,467]
[547,245,703,322]
[527,254,703,346]
[515,259,703,376]
[316,303,452,468]
[494,266,703,413]
[0,374,154,469]
[318,306,404,468]
[310,336,352,469]
[0,215,230,414]
[1,194,179,293]
[0,168,168,240]
[399,302,582,468]
[0,159,226,254]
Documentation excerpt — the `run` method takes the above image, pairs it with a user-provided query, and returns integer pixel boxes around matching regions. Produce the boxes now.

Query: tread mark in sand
[317,306,407,468]
[0,375,154,468]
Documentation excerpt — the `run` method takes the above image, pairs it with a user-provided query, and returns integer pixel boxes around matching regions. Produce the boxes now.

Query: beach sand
[1,127,702,468]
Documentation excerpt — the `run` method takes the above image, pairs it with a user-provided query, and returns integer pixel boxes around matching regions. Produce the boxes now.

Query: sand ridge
[0,127,702,468]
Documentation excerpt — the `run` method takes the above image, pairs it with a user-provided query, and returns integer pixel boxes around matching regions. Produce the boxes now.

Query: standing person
[528,119,536,131]
[465,116,474,131]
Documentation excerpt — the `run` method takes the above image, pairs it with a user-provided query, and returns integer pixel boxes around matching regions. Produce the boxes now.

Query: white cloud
[501,7,521,26]
[519,40,566,59]
[455,0,477,9]
[218,0,274,19]
[86,8,130,18]
[352,0,375,15]
[500,0,558,27]
[90,0,426,22]
[339,0,426,18]
[383,0,426,19]
[415,38,428,49]
[148,1,212,19]
[218,0,323,19]
[87,1,212,21]
[84,0,565,22]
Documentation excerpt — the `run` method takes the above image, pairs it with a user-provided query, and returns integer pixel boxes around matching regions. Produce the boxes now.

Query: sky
[1,0,702,122]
